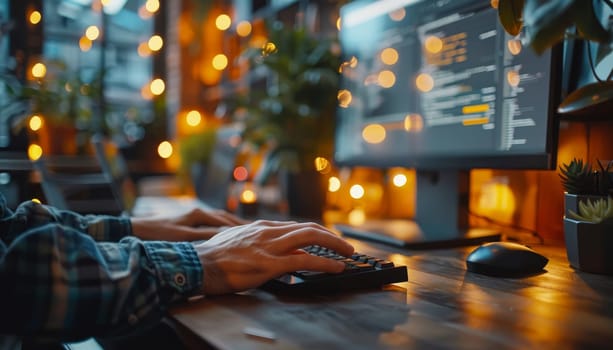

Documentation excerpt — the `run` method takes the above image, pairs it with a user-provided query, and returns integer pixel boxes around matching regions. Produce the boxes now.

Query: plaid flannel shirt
[0,193,203,341]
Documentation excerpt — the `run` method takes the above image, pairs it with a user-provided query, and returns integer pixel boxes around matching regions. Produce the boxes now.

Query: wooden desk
[170,240,613,349]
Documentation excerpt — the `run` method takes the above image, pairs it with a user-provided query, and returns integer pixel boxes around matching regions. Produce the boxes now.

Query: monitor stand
[335,170,501,249]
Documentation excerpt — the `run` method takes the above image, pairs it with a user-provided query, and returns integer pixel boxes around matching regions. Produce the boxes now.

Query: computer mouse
[466,241,548,277]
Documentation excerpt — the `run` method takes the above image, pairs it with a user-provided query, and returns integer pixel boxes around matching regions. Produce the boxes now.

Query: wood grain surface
[171,240,613,350]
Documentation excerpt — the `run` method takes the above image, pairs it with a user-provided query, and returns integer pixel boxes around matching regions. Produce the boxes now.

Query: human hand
[130,208,249,242]
[193,220,355,295]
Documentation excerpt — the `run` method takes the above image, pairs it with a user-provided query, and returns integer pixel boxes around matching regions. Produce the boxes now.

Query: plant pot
[563,218,613,275]
[281,170,326,221]
[564,193,605,216]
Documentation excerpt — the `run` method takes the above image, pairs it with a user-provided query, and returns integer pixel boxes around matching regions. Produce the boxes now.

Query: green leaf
[573,0,611,43]
[498,0,525,36]
[523,0,577,54]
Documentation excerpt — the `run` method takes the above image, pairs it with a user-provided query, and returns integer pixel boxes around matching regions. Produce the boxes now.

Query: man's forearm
[0,224,202,340]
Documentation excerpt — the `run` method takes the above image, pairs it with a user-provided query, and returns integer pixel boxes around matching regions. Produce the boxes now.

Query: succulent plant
[596,159,613,197]
[559,158,596,194]
[567,196,613,224]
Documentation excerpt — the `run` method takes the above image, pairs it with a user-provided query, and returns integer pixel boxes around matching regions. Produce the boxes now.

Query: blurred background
[0,0,612,244]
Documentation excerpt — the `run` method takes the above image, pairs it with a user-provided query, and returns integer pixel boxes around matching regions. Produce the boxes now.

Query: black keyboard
[261,245,408,294]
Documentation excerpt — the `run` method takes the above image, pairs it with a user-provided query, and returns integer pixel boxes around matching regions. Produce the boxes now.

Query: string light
[29,115,43,131]
[212,54,228,70]
[29,10,42,25]
[186,110,202,126]
[236,21,252,37]
[79,36,93,51]
[148,35,164,51]
[215,14,231,30]
[85,25,100,40]
[150,78,165,95]
[145,0,160,13]
[157,141,173,159]
[28,144,43,161]
[31,63,46,79]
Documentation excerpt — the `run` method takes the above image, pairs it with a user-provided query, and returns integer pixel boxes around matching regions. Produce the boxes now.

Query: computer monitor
[334,0,562,248]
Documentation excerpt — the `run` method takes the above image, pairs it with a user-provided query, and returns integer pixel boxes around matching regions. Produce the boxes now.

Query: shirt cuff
[142,241,204,300]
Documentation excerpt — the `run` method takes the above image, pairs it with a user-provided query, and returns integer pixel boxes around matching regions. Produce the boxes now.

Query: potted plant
[232,21,341,219]
[177,127,218,195]
[559,158,612,273]
[497,0,612,116]
[14,59,99,155]
[559,158,613,214]
[563,196,613,274]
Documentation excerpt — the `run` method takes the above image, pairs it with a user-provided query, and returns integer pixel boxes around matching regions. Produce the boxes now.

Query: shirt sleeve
[1,196,132,243]
[0,222,203,341]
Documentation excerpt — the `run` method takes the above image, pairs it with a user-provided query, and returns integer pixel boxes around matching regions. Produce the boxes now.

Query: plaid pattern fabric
[0,193,203,341]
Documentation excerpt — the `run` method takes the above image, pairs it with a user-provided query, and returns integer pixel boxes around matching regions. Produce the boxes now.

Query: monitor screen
[333,0,561,248]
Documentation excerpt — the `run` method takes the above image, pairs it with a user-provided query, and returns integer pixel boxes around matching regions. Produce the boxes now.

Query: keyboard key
[261,246,408,294]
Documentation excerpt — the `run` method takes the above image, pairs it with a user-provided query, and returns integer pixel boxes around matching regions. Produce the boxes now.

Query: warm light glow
[28,144,43,161]
[380,48,398,65]
[29,11,42,25]
[362,124,386,144]
[392,174,408,187]
[240,189,257,204]
[215,14,232,30]
[478,180,516,218]
[186,110,202,126]
[85,26,100,40]
[336,17,342,31]
[389,8,406,21]
[348,208,366,226]
[415,73,434,92]
[31,198,41,204]
[137,42,151,57]
[236,21,252,37]
[490,0,499,9]
[378,70,396,88]
[212,54,228,70]
[338,89,352,108]
[31,63,47,79]
[150,79,165,95]
[424,36,443,54]
[314,157,330,173]
[148,35,164,51]
[229,135,242,148]
[328,176,341,192]
[233,166,249,182]
[145,0,160,13]
[157,141,173,159]
[262,42,277,56]
[79,36,93,51]
[138,5,154,19]
[349,184,365,199]
[507,39,522,55]
[404,114,424,132]
[507,70,520,87]
[140,84,154,100]
[29,115,43,131]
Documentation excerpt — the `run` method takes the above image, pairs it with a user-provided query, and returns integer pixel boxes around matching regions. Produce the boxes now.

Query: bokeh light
[31,63,47,79]
[29,115,43,131]
[28,144,43,161]
[157,141,173,159]
[362,124,386,144]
